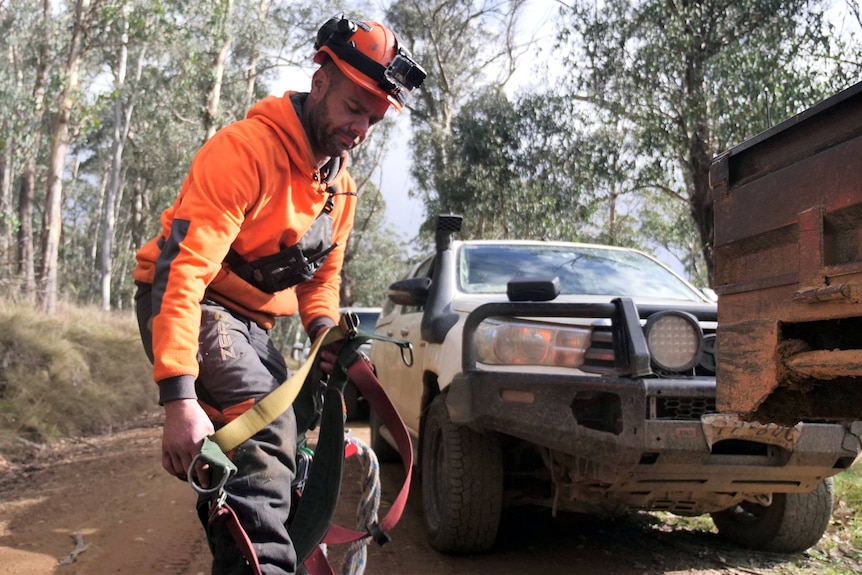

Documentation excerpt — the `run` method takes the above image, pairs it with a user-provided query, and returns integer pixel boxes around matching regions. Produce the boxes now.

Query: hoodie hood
[245,91,348,183]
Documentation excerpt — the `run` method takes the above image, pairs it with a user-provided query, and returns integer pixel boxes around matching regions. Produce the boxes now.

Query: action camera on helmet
[314,16,426,111]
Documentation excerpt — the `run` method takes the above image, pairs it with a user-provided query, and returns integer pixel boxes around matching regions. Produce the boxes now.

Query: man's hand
[162,398,214,485]
[318,340,345,376]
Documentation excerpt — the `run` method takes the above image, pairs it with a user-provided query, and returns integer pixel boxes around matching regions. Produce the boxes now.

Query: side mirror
[387,277,432,307]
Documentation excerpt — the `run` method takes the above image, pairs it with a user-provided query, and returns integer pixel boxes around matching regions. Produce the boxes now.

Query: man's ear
[309,67,331,99]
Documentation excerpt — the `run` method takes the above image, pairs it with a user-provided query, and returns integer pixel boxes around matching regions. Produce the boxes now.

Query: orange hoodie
[134,93,355,388]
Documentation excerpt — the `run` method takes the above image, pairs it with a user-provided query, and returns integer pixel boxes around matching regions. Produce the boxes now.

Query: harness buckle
[293,446,315,494]
[368,521,392,547]
[339,312,359,340]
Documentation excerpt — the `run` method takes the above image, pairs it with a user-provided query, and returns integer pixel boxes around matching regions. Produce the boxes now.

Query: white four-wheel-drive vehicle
[368,215,862,555]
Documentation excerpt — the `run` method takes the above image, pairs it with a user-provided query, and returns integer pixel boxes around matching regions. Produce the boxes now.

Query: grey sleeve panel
[152,218,191,317]
[307,316,337,343]
[157,374,198,405]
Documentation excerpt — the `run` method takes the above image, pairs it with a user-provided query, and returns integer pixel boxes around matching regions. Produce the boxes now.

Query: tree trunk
[244,0,272,109]
[17,162,36,302]
[203,0,234,142]
[0,33,14,269]
[682,48,716,285]
[100,3,137,311]
[17,0,54,302]
[0,118,11,270]
[91,168,108,270]
[40,0,89,314]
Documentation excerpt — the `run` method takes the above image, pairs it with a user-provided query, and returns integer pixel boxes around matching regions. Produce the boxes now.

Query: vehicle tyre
[421,394,503,554]
[343,381,369,421]
[710,477,834,553]
[369,407,401,463]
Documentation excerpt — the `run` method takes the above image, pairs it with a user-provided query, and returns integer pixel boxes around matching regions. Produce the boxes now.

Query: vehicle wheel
[421,394,503,554]
[343,381,369,421]
[710,478,834,553]
[369,407,401,463]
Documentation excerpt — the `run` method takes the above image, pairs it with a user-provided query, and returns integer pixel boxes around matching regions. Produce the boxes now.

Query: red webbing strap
[211,502,336,575]
[304,545,336,575]
[321,357,414,546]
[209,502,262,575]
[202,328,412,575]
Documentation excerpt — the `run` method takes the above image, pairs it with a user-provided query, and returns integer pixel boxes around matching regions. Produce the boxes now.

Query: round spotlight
[644,311,703,372]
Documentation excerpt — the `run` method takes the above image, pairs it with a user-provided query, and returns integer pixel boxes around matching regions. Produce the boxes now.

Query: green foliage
[0,0,399,309]
[556,0,849,283]
[386,0,529,239]
[427,87,593,240]
[1,0,858,304]
[342,195,409,307]
[832,463,862,554]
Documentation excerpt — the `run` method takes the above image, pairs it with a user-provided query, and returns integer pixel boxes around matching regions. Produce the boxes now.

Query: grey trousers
[135,283,297,575]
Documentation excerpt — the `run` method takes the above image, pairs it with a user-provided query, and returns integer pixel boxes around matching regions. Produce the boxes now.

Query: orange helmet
[314,17,426,112]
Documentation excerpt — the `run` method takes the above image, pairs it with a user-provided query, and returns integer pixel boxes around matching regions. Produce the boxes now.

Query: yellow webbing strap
[209,326,344,453]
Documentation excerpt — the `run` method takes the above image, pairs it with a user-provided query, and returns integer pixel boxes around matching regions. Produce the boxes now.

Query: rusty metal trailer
[710,80,862,424]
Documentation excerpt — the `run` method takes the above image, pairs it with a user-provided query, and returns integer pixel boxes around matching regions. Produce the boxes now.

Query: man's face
[306,68,391,161]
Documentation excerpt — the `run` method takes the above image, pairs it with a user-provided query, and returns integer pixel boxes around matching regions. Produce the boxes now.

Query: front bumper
[446,371,862,495]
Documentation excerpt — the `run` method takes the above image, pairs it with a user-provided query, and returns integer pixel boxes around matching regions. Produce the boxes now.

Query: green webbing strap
[209,327,344,453]
[189,317,413,570]
[189,435,238,497]
[208,321,410,455]
[289,384,348,562]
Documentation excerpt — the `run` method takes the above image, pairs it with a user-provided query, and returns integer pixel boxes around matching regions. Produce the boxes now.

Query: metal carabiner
[399,341,414,367]
[188,451,233,497]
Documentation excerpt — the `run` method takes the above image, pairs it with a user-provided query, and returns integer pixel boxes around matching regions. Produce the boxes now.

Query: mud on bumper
[445,371,862,497]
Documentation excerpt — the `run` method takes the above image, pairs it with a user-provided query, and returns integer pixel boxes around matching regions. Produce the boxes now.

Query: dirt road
[0,418,857,575]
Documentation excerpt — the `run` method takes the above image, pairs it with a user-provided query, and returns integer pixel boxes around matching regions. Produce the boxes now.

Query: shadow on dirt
[362,459,810,575]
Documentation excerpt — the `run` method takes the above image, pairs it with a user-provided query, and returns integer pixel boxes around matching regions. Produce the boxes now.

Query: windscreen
[458,244,702,301]
[354,311,381,328]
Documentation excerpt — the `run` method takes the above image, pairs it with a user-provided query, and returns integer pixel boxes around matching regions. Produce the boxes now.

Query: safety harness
[188,314,414,575]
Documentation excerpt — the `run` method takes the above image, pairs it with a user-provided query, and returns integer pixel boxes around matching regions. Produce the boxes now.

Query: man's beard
[323,129,356,157]
[308,96,356,158]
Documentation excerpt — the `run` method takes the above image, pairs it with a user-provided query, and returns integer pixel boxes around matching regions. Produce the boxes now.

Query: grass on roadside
[0,300,157,461]
[650,462,862,574]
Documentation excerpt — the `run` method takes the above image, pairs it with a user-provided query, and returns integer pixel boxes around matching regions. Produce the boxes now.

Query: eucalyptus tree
[843,0,862,75]
[431,87,581,240]
[0,3,44,277]
[429,86,650,246]
[0,0,412,313]
[502,92,630,244]
[92,0,143,310]
[385,0,531,238]
[556,0,847,284]
[163,0,265,142]
[514,90,709,281]
[337,116,410,307]
[41,0,94,314]
[7,0,132,312]
[3,0,59,302]
[76,0,351,309]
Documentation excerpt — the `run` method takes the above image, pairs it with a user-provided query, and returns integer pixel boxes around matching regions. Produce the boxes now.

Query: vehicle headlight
[643,311,703,372]
[475,319,592,368]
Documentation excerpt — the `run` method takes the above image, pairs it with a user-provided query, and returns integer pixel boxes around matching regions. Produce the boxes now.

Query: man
[133,16,425,575]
